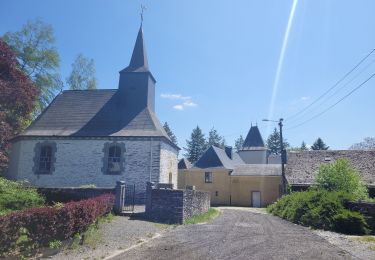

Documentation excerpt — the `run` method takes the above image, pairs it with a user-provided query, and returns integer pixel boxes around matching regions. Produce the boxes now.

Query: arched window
[39,145,52,173]
[107,145,122,173]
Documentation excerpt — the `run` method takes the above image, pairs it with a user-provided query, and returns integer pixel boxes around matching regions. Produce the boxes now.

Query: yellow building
[178,126,282,207]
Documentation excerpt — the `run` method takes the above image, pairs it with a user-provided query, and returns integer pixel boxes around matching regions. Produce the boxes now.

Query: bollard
[114,181,126,214]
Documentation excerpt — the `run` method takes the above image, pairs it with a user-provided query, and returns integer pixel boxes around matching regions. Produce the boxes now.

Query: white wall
[238,150,268,164]
[159,142,178,188]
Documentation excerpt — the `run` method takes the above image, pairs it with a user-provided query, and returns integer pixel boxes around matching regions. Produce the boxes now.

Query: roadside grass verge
[184,208,220,225]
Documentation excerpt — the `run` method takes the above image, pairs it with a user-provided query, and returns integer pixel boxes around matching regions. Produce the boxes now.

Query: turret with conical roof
[238,125,268,164]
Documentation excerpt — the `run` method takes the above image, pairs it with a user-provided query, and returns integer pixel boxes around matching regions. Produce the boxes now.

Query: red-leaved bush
[0,194,114,254]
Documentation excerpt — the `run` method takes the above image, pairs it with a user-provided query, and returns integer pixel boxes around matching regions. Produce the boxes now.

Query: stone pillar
[114,181,126,214]
[145,181,155,215]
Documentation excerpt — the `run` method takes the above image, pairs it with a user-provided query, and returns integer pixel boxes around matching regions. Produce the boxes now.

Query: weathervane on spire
[140,4,147,25]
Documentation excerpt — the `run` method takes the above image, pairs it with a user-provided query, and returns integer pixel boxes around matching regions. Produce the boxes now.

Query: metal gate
[123,184,136,212]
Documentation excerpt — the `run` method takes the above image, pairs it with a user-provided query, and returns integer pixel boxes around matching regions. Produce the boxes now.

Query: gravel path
[113,208,352,260]
[50,208,166,260]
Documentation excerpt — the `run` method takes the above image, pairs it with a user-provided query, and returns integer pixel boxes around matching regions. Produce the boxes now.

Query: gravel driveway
[113,208,352,260]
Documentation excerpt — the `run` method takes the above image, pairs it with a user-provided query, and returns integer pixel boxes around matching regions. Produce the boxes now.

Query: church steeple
[121,26,149,73]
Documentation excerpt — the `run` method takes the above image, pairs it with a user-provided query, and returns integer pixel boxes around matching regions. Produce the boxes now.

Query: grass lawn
[184,208,221,225]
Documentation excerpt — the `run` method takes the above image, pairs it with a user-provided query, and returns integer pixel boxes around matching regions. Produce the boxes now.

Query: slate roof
[178,158,192,169]
[193,146,244,170]
[19,89,172,141]
[286,150,375,185]
[242,126,266,150]
[232,164,282,176]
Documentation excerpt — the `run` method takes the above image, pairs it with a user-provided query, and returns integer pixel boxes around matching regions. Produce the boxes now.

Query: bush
[268,189,369,235]
[0,194,114,254]
[314,158,368,200]
[0,178,45,215]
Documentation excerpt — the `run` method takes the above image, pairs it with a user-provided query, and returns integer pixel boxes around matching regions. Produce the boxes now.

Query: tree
[314,159,368,200]
[311,138,329,150]
[207,127,225,148]
[266,127,289,154]
[234,135,244,152]
[2,19,62,115]
[0,39,38,174]
[163,122,178,146]
[66,54,97,90]
[349,137,375,150]
[184,126,207,163]
[300,141,308,151]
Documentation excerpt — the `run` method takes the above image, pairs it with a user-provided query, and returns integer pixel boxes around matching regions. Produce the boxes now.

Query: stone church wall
[159,142,178,188]
[7,138,176,200]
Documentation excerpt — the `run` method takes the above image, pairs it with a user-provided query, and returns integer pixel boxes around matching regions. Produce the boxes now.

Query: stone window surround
[102,142,126,175]
[33,141,57,175]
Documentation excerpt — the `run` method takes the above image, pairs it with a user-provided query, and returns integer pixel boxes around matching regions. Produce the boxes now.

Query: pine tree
[207,127,225,148]
[234,135,244,152]
[311,138,329,150]
[300,141,308,151]
[163,122,178,146]
[266,127,290,154]
[184,126,207,163]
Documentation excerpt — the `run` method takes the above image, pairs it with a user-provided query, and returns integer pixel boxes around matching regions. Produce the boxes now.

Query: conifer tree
[300,141,308,151]
[184,126,207,163]
[311,138,329,150]
[163,122,178,146]
[234,135,244,152]
[207,127,225,148]
[266,127,289,154]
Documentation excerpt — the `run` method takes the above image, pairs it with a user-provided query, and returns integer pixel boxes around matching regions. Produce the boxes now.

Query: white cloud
[183,101,198,107]
[160,93,191,100]
[173,105,184,110]
[300,96,310,101]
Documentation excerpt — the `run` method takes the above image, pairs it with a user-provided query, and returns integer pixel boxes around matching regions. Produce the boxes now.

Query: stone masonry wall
[159,142,178,188]
[8,138,164,200]
[145,184,210,224]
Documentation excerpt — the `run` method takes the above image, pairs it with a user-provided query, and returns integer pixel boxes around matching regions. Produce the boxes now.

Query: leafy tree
[314,159,368,200]
[207,127,225,148]
[311,137,329,150]
[163,122,178,146]
[66,54,97,90]
[2,19,62,115]
[234,135,244,152]
[184,126,207,163]
[349,137,375,150]
[266,127,289,155]
[0,39,38,174]
[300,141,308,151]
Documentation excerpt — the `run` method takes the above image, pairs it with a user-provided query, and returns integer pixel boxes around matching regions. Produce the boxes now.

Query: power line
[286,57,375,124]
[285,48,375,121]
[286,72,375,130]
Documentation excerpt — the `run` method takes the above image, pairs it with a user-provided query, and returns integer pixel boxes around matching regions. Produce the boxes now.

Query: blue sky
[1,0,375,150]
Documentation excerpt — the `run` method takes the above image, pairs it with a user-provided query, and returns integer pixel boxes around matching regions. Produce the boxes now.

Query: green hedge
[267,190,369,235]
[0,178,45,215]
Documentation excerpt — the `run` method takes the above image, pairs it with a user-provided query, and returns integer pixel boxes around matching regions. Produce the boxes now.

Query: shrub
[0,194,114,255]
[314,158,368,200]
[0,178,45,215]
[268,189,369,235]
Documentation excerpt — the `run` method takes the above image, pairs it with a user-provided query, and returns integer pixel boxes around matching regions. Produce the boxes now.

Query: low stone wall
[145,183,210,224]
[346,201,375,216]
[38,187,115,203]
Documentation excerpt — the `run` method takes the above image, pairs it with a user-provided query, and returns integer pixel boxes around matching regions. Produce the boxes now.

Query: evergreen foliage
[207,127,225,148]
[66,53,97,90]
[300,141,308,151]
[234,135,244,152]
[184,126,207,163]
[3,19,62,115]
[163,122,178,146]
[266,127,289,154]
[311,137,329,150]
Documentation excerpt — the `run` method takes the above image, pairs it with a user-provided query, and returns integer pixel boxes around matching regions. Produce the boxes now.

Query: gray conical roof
[242,126,265,149]
[121,26,149,73]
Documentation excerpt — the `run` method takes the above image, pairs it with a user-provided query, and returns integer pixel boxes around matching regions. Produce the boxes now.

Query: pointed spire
[121,25,149,73]
[242,125,265,148]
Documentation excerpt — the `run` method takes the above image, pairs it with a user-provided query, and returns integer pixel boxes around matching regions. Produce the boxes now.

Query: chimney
[225,146,233,159]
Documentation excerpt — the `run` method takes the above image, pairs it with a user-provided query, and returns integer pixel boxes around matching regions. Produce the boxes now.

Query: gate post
[114,181,126,214]
[145,182,155,215]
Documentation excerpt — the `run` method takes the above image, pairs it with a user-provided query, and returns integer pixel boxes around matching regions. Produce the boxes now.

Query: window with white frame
[205,172,213,183]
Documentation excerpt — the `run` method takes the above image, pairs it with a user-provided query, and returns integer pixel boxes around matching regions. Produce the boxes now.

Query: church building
[7,25,179,198]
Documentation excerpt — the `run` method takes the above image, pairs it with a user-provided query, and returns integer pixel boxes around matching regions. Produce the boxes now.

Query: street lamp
[262,118,286,195]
